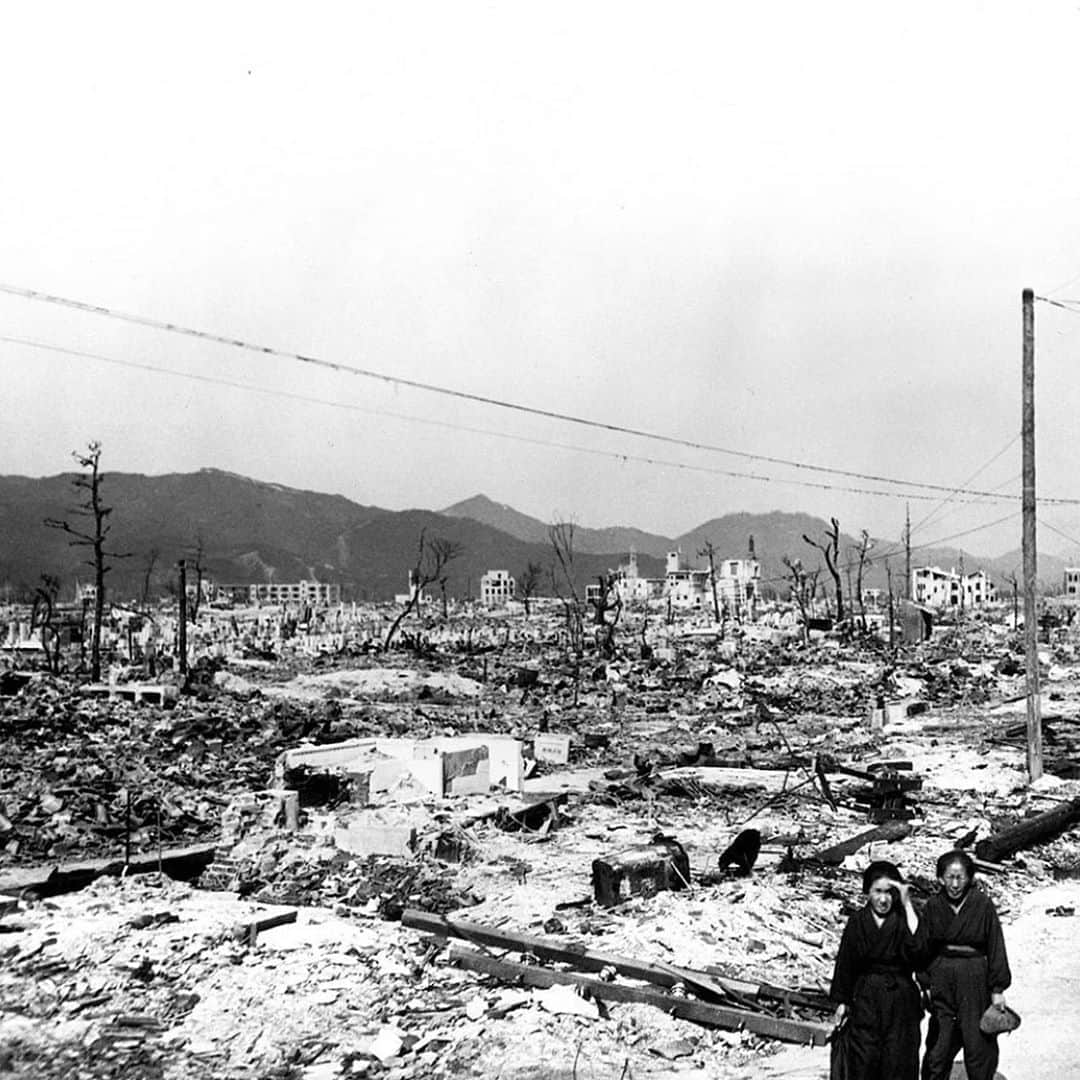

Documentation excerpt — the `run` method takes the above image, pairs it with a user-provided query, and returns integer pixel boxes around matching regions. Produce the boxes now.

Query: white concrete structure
[613,550,663,604]
[479,569,515,608]
[912,566,996,609]
[209,581,341,606]
[611,548,760,613]
[277,734,524,797]
[715,556,760,613]
[1065,568,1080,598]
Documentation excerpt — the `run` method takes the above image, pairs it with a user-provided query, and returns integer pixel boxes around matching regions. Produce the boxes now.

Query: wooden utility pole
[1022,287,1042,781]
[178,558,189,678]
[904,504,912,600]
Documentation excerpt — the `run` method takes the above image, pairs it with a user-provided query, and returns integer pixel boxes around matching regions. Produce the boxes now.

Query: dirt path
[995,879,1080,1080]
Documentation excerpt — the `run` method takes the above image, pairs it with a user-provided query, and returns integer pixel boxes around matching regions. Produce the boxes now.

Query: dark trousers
[921,956,998,1080]
[846,972,921,1080]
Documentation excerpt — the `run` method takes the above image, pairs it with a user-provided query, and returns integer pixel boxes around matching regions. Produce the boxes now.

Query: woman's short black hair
[935,849,976,879]
[862,859,903,894]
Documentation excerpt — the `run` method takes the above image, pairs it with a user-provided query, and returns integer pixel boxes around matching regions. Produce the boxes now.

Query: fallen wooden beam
[806,820,912,866]
[0,843,218,899]
[405,907,697,992]
[459,792,568,827]
[401,909,827,1013]
[704,969,833,1013]
[448,946,832,1046]
[231,908,297,943]
[974,795,1080,863]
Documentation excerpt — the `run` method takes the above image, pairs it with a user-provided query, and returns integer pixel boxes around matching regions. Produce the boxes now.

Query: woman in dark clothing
[830,860,923,1080]
[918,850,1011,1080]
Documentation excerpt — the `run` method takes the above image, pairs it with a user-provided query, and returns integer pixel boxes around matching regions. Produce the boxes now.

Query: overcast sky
[4,1,1080,560]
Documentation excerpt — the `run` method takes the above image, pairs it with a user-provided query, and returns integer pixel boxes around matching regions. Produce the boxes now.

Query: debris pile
[4,605,1080,1077]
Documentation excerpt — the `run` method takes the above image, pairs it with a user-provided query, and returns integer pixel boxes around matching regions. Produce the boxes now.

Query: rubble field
[3,611,1080,1079]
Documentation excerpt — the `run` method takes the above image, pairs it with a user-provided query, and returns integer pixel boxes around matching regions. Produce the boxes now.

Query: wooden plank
[0,842,219,898]
[401,908,817,1012]
[807,820,911,866]
[231,908,297,943]
[404,907,693,991]
[703,968,833,1012]
[448,946,832,1046]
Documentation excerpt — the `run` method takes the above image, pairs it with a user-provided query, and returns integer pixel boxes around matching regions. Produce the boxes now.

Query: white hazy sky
[4,1,1080,561]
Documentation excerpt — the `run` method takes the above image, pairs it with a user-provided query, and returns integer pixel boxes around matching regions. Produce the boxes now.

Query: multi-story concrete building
[664,550,712,608]
[715,556,760,613]
[612,550,664,604]
[479,570,516,609]
[1064,568,1080,598]
[963,569,995,608]
[209,580,341,607]
[612,548,759,614]
[912,566,996,609]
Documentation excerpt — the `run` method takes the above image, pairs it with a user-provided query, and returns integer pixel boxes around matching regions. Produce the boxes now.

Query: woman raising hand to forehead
[829,860,924,1080]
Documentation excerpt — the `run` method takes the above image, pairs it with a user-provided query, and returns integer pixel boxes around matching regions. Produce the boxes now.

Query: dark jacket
[917,886,1011,994]
[830,905,923,1006]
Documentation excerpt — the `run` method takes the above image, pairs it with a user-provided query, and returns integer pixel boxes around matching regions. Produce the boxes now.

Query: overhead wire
[1036,295,1080,314]
[0,328,1054,509]
[756,511,1023,588]
[0,332,1035,507]
[1037,516,1080,557]
[1043,267,1080,297]
[841,440,1021,575]
[0,280,1054,502]
[906,434,1020,541]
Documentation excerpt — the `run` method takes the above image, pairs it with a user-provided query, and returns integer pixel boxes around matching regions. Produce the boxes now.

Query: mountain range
[0,469,1064,602]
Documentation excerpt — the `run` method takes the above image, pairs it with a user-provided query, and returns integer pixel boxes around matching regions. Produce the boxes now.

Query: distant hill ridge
[0,470,1062,601]
[441,494,673,557]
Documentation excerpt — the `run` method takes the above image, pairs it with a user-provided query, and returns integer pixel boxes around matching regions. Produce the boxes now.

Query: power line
[877,467,1022,574]
[0,280,1047,502]
[0,332,1019,507]
[907,434,1020,542]
[1036,295,1080,314]
[0,329,1026,588]
[758,511,1023,587]
[1038,516,1080,556]
[830,436,1022,578]
[1041,270,1080,300]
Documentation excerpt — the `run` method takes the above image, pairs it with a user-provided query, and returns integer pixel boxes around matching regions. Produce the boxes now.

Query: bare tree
[44,442,128,681]
[549,520,586,656]
[850,529,874,631]
[589,571,623,657]
[783,556,812,644]
[519,561,543,617]
[803,517,844,624]
[808,565,822,618]
[30,573,62,674]
[383,529,462,649]
[698,540,722,623]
